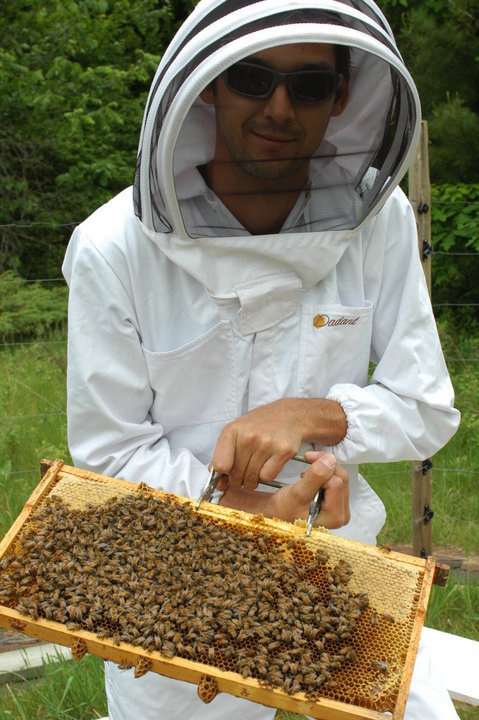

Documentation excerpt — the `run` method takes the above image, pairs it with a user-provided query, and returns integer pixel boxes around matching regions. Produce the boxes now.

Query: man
[63,1,460,718]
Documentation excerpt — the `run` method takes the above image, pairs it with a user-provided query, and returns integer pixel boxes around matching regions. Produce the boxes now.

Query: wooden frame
[0,460,444,720]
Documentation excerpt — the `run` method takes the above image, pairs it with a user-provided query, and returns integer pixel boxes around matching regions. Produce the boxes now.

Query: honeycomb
[0,465,432,718]
[198,674,219,703]
[71,637,88,661]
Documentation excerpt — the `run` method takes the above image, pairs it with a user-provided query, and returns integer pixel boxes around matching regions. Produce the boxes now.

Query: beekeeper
[63,1,460,718]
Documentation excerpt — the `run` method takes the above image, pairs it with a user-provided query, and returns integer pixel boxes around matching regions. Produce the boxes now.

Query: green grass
[0,324,478,718]
[0,653,107,719]
[426,572,479,641]
[363,456,479,555]
[362,322,479,555]
[0,334,71,539]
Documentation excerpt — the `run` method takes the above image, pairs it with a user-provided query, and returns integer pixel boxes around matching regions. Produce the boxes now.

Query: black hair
[280,8,351,81]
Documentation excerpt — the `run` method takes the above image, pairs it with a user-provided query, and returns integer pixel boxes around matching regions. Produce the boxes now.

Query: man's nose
[262,82,296,122]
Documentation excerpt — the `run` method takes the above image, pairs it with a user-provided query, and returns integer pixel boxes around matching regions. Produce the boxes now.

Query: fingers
[317,472,350,529]
[210,425,237,478]
[301,451,350,529]
[210,412,349,531]
[300,451,336,495]
[212,429,267,490]
[211,419,298,490]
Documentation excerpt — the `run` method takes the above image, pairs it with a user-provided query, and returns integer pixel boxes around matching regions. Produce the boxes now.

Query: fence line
[1,251,478,287]
[0,196,477,231]
[1,338,478,363]
[1,185,478,557]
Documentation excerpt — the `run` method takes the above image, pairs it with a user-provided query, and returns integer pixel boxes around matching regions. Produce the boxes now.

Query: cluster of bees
[0,487,371,697]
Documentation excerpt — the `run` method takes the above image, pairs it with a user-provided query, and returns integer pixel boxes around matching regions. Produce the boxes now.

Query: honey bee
[340,646,356,662]
[371,660,388,672]
[357,592,369,610]
[5,483,379,696]
[280,628,294,643]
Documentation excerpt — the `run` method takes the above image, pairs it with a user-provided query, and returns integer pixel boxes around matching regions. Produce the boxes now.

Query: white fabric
[63,185,459,487]
[63,182,459,719]
[64,3,458,717]
[103,638,460,719]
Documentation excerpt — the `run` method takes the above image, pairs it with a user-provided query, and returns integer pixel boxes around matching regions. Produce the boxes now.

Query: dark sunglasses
[220,61,343,104]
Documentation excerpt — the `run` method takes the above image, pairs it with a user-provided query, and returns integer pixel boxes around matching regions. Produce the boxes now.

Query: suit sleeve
[325,190,460,463]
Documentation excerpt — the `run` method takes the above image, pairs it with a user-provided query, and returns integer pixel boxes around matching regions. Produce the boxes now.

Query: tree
[383,0,479,183]
[0,0,182,277]
[1,0,478,280]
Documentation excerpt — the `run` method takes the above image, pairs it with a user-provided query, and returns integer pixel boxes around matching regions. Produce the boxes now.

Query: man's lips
[252,131,295,146]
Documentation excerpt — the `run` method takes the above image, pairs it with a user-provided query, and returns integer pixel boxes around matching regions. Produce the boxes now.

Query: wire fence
[1,196,479,554]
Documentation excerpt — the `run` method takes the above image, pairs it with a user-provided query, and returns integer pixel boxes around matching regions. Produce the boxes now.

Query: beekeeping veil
[133,0,421,332]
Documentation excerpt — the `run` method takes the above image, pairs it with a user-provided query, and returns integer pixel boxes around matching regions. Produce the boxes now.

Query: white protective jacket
[63,1,460,717]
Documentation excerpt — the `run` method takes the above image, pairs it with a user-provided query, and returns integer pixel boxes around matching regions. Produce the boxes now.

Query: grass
[0,653,107,719]
[0,333,71,539]
[0,324,478,718]
[362,320,479,555]
[363,455,479,555]
[427,572,479,640]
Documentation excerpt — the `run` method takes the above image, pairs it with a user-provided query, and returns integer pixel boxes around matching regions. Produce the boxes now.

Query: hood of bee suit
[133,0,421,334]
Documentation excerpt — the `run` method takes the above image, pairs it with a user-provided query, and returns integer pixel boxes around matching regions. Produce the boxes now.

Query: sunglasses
[220,61,343,104]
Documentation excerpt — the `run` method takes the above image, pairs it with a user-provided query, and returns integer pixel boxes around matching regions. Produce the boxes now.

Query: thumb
[304,450,336,470]
[298,451,337,497]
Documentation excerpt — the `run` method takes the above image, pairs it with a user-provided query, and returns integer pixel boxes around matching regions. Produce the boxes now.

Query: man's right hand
[219,450,350,531]
[267,450,350,529]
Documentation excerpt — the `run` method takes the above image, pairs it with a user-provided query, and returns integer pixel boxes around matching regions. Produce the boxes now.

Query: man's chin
[239,157,306,182]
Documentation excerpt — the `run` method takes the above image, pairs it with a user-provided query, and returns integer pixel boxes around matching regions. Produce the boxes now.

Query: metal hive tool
[196,454,323,536]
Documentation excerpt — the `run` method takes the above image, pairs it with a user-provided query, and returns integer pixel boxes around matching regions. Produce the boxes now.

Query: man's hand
[268,450,350,529]
[219,450,350,531]
[211,398,347,490]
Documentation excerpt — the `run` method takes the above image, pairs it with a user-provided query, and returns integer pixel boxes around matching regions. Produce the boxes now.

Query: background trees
[1,0,478,313]
[383,0,479,184]
[0,0,193,277]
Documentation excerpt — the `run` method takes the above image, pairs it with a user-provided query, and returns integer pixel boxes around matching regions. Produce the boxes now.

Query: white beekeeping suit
[63,0,460,718]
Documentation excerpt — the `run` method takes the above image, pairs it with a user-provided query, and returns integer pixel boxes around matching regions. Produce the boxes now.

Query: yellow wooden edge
[0,460,436,720]
[0,607,388,720]
[392,555,436,719]
[0,459,64,557]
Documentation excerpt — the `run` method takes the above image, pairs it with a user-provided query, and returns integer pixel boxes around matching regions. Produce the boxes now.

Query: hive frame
[0,460,440,720]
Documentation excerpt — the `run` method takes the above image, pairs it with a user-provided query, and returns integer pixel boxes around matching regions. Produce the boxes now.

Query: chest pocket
[298,302,373,397]
[142,321,238,429]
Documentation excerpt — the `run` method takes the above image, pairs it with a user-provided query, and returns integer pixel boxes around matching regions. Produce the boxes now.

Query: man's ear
[200,82,216,105]
[331,80,349,117]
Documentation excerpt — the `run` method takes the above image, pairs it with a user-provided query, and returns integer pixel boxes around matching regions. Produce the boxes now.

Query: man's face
[201,43,348,188]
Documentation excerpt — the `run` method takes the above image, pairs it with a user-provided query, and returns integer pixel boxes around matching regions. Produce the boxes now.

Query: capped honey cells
[0,476,424,714]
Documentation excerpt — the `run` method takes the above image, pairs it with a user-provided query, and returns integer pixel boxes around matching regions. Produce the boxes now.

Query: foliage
[1,0,478,280]
[0,271,68,342]
[428,98,479,184]
[0,0,174,277]
[383,0,479,184]
[430,184,479,318]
